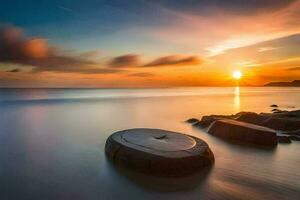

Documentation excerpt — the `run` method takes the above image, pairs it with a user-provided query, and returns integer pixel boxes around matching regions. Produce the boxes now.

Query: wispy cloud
[258,46,280,52]
[211,33,300,68]
[127,72,154,77]
[147,0,300,56]
[108,54,140,68]
[143,55,202,67]
[0,25,203,77]
[150,0,296,15]
[0,25,120,74]
[108,54,202,68]
[287,66,300,71]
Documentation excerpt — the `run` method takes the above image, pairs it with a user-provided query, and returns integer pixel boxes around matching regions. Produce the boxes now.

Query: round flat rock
[105,128,214,177]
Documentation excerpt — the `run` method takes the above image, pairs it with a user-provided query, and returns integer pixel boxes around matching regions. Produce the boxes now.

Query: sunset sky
[0,0,300,88]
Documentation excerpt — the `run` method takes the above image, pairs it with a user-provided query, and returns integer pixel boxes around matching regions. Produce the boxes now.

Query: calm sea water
[0,87,300,200]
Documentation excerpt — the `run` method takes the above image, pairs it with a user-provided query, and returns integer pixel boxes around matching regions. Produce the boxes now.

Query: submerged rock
[277,136,292,144]
[288,135,300,141]
[222,111,300,132]
[185,118,199,124]
[208,119,278,146]
[273,110,288,114]
[194,116,220,128]
[270,104,278,108]
[283,129,300,136]
[187,110,300,147]
[105,128,214,177]
[236,112,269,125]
[262,117,300,131]
[194,114,235,128]
[284,110,300,117]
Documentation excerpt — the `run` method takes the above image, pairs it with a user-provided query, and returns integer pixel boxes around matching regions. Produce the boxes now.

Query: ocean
[0,87,300,200]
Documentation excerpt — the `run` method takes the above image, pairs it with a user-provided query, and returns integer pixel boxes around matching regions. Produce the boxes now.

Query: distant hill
[265,80,300,87]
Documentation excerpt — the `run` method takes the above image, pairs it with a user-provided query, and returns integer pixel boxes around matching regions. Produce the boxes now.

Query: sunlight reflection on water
[234,86,240,111]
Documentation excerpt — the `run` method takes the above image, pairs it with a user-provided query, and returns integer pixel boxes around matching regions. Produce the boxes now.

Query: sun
[232,70,242,80]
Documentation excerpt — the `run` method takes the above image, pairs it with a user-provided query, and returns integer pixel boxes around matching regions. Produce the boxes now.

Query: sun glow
[232,70,242,80]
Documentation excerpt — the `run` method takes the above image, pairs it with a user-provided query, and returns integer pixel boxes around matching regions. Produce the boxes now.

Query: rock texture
[236,112,269,125]
[288,136,300,141]
[195,110,300,132]
[105,128,214,177]
[194,114,235,128]
[208,119,278,146]
[277,136,291,143]
[188,110,300,145]
[262,117,300,131]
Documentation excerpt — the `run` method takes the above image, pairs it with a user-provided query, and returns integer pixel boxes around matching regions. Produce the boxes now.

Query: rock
[196,114,235,128]
[195,112,268,129]
[197,112,273,129]
[236,112,269,125]
[270,104,278,107]
[195,116,220,128]
[105,128,214,177]
[208,119,278,146]
[288,136,300,141]
[271,109,286,113]
[284,129,300,136]
[274,109,300,118]
[236,111,300,131]
[273,110,288,114]
[277,136,292,143]
[185,118,199,124]
[262,117,300,131]
[265,80,300,87]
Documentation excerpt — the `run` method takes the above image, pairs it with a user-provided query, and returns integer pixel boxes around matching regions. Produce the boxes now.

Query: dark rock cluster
[186,110,300,146]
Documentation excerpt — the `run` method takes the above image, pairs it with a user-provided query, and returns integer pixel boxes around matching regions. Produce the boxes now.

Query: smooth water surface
[0,87,300,200]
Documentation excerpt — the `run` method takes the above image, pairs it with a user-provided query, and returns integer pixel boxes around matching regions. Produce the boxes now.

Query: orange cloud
[108,54,203,68]
[0,25,121,74]
[143,55,202,67]
[108,54,140,68]
[22,39,49,59]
